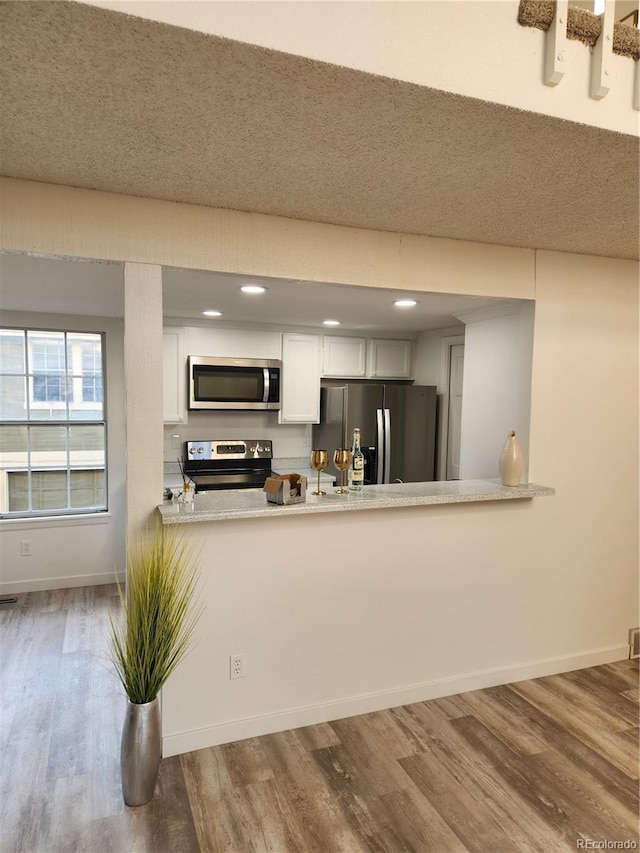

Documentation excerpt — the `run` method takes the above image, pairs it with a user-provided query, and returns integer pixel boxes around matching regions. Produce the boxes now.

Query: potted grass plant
[109,520,202,806]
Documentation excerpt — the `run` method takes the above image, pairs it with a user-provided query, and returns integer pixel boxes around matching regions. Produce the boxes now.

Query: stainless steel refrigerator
[313,383,437,484]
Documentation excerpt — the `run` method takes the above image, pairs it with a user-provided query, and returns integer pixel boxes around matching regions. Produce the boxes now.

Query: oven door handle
[263,368,270,404]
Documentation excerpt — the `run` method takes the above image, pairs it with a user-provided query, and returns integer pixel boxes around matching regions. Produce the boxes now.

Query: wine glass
[333,449,351,494]
[309,449,329,496]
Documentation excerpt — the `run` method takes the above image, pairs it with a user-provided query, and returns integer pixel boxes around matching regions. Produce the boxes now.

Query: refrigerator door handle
[383,408,391,483]
[376,409,385,484]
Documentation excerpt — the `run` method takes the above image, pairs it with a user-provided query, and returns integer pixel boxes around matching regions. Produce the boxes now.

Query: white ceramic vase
[499,430,523,486]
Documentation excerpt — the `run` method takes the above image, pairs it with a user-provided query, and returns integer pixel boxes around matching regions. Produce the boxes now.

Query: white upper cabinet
[367,339,412,379]
[162,326,412,427]
[322,336,413,379]
[163,328,186,423]
[279,333,321,424]
[186,326,281,359]
[322,336,367,378]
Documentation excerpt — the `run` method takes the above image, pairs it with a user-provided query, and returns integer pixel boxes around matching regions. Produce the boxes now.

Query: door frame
[438,334,465,481]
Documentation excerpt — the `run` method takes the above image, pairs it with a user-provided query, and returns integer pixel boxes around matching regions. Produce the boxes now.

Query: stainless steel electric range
[183,439,276,492]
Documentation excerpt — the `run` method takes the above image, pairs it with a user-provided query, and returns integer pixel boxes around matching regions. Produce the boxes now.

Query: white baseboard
[0,572,125,594]
[162,643,629,757]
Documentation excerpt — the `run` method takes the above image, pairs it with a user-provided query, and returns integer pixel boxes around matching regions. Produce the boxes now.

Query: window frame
[0,326,109,519]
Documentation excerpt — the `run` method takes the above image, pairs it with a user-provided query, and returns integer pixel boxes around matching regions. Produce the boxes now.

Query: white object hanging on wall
[499,430,524,486]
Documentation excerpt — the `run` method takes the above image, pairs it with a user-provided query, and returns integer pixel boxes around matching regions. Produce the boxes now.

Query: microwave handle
[263,368,270,404]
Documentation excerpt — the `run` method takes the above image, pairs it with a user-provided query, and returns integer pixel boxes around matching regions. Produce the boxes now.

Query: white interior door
[446,344,464,480]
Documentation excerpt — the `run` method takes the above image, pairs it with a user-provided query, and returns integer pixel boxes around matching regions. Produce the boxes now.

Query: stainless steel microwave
[188,356,281,411]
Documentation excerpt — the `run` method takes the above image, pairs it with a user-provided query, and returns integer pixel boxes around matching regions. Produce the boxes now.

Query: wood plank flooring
[1,585,638,852]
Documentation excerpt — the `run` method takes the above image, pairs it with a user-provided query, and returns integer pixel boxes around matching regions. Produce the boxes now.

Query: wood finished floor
[1,584,638,853]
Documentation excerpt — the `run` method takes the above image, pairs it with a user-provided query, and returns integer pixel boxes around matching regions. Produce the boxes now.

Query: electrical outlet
[229,654,246,679]
[20,541,32,557]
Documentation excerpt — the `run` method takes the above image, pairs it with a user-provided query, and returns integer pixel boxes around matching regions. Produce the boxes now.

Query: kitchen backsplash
[164,456,311,478]
[163,413,312,462]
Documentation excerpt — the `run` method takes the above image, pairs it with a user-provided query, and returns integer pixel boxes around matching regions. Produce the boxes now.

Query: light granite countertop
[158,479,555,525]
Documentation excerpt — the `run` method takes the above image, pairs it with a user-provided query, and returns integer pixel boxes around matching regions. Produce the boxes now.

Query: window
[0,328,107,517]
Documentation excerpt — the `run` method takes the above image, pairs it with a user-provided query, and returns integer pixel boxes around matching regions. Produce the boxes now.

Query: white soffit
[0,253,506,331]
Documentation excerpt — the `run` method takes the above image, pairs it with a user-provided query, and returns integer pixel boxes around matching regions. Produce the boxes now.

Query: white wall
[413,324,466,388]
[0,182,637,754]
[124,263,164,539]
[0,311,127,593]
[164,415,310,464]
[414,324,466,479]
[458,302,535,481]
[0,179,536,301]
[161,253,639,755]
[82,0,639,136]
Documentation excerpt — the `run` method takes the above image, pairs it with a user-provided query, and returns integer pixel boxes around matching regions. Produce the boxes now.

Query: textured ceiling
[1,0,638,261]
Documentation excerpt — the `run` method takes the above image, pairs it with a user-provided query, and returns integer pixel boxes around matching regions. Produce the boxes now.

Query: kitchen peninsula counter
[158,480,555,525]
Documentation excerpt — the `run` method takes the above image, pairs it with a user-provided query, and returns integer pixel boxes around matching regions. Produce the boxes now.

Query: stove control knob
[257,444,264,453]
[188,446,195,454]
[249,445,257,453]
[197,446,204,454]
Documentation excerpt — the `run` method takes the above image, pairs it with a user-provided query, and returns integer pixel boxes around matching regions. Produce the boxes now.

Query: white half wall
[161,488,633,756]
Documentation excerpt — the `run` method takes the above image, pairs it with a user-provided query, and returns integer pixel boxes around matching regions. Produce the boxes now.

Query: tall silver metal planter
[120,697,161,806]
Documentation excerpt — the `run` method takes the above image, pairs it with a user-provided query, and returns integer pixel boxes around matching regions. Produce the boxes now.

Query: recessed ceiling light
[323,319,341,326]
[202,310,223,317]
[240,285,267,294]
[394,299,418,308]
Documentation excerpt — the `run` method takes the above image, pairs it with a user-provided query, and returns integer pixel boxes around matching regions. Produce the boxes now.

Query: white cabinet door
[186,326,281,359]
[279,334,321,424]
[322,336,367,377]
[368,339,412,379]
[163,328,186,423]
